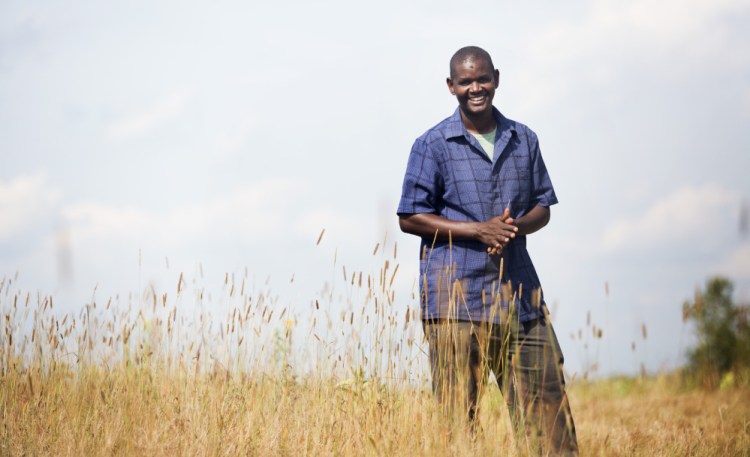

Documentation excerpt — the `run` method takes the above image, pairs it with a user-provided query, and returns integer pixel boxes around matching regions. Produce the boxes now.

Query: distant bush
[682,277,750,389]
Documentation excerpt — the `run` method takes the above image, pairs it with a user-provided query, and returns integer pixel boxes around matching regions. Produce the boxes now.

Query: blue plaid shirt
[398,108,558,323]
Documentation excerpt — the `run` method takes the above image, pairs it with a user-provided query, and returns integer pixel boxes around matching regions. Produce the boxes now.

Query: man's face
[447,57,499,118]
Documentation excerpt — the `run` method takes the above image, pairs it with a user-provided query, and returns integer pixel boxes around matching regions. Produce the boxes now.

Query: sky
[1,0,749,377]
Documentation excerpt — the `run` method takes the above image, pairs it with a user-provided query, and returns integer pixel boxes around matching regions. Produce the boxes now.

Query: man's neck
[459,109,496,134]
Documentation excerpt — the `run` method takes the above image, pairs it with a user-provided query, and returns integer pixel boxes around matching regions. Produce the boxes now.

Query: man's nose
[469,82,481,92]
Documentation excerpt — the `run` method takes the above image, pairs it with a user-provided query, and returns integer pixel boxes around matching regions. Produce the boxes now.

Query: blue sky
[2,0,749,376]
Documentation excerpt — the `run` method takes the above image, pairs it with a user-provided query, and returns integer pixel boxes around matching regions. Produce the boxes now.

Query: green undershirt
[470,128,497,160]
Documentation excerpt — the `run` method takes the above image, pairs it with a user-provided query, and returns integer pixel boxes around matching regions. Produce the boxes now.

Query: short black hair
[449,46,495,79]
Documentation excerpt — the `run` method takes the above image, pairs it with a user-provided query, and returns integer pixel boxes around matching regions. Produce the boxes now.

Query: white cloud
[513,0,749,115]
[296,209,361,245]
[215,114,259,157]
[166,179,302,242]
[553,0,747,56]
[591,0,736,39]
[0,174,60,241]
[62,203,151,241]
[63,178,302,245]
[107,88,192,139]
[602,184,740,252]
[715,243,750,280]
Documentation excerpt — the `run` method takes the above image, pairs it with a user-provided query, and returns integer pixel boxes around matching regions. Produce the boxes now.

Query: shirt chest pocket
[495,164,532,211]
[506,150,532,186]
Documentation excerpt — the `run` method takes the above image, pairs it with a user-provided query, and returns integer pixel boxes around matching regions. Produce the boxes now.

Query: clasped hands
[479,208,517,256]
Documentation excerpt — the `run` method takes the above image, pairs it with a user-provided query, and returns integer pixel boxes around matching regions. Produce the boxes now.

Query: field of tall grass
[2,240,749,456]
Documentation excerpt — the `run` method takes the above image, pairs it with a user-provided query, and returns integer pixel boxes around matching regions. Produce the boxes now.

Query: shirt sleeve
[528,133,559,207]
[397,138,444,215]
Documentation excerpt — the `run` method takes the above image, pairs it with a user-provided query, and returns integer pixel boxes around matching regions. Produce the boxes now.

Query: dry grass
[572,377,750,456]
[2,366,749,456]
[1,244,749,456]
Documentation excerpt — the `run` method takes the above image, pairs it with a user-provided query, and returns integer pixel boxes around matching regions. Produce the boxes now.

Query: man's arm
[511,205,551,236]
[399,205,551,255]
[399,208,518,252]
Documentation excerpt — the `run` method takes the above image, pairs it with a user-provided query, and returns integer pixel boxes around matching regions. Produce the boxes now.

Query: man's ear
[446,77,455,95]
[494,69,500,88]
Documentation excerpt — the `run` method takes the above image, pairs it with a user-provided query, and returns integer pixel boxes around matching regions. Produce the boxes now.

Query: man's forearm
[511,206,550,236]
[398,213,479,241]
[399,211,518,250]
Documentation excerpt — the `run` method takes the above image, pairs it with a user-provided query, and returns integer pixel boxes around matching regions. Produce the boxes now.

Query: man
[397,46,578,455]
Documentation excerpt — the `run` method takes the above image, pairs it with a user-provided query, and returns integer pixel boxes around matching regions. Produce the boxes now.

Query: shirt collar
[443,107,516,140]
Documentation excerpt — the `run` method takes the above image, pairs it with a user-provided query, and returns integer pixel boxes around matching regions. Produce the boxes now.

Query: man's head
[449,46,495,79]
[447,46,499,122]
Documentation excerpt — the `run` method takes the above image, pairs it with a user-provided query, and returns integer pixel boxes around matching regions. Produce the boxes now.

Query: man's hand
[399,207,544,256]
[477,208,516,255]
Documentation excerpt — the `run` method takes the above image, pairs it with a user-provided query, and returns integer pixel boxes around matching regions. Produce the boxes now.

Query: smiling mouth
[469,95,487,105]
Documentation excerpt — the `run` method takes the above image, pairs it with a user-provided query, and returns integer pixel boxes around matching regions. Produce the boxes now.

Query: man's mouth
[469,95,486,104]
